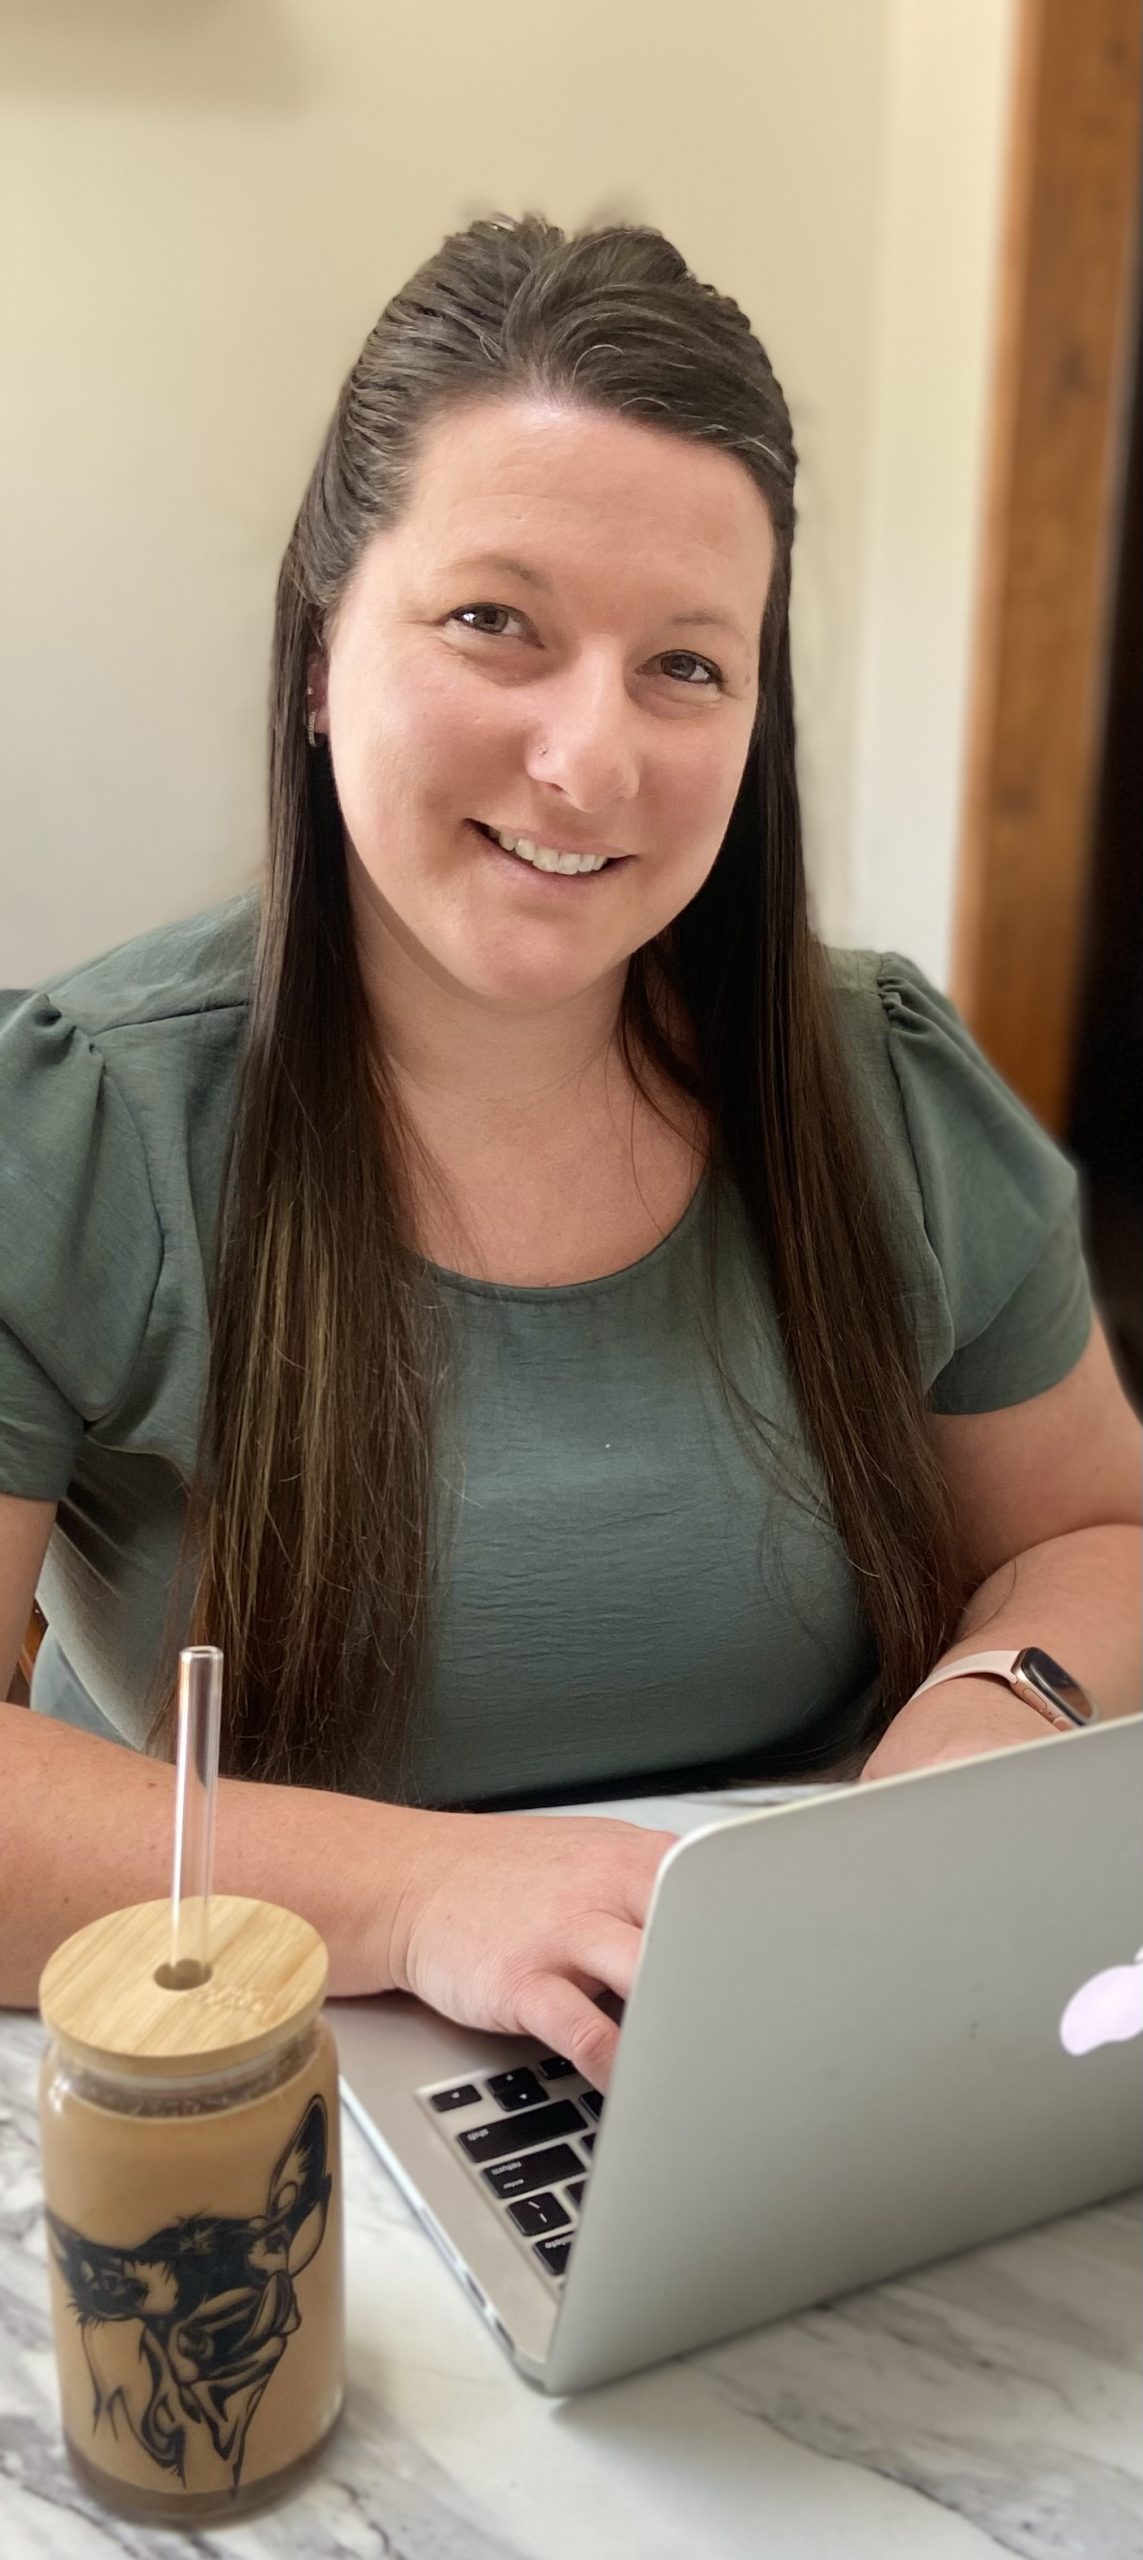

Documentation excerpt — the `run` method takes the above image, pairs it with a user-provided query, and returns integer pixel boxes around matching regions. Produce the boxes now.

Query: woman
[2,215,1139,2074]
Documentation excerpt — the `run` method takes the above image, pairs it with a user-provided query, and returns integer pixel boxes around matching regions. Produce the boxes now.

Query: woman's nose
[521,661,641,811]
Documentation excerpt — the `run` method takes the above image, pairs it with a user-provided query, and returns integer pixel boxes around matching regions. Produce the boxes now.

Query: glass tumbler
[38,1896,345,2525]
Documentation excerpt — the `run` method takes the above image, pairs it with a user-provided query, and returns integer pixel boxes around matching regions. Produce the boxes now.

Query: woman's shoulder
[36,888,259,1042]
[0,894,258,1489]
[821,941,1091,1409]
[823,942,936,1037]
[821,935,1080,1227]
[822,943,957,1136]
[822,939,1069,1168]
[0,891,259,1268]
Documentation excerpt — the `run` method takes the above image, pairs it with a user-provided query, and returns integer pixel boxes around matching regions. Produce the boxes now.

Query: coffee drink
[39,1898,346,2523]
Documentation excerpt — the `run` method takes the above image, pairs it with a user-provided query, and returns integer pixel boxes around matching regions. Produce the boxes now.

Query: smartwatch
[910,1646,1101,1733]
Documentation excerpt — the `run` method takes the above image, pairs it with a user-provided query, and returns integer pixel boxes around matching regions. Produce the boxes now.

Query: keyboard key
[483,2144,583,2201]
[580,2088,605,2121]
[538,2053,576,2079]
[486,2067,548,2112]
[508,2190,572,2238]
[564,2180,586,2211]
[581,2130,598,2156]
[534,2235,572,2277]
[428,2082,481,2112]
[457,2100,585,2166]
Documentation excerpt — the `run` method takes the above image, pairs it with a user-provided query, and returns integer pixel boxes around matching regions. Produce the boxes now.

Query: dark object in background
[1068,252,1143,1410]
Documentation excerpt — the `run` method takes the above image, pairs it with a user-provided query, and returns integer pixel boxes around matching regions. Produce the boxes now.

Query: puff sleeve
[871,953,1093,1414]
[0,989,163,1496]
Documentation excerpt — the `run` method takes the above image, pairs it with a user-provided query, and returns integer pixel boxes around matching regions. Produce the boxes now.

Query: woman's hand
[858,1674,1055,1784]
[384,1811,680,2090]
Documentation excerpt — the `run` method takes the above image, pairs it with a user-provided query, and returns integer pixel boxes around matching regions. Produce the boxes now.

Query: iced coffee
[38,1896,346,2524]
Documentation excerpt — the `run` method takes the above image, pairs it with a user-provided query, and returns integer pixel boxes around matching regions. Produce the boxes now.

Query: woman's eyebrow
[446,551,750,646]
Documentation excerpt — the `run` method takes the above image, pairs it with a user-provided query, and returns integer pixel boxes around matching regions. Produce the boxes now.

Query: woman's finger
[512,1973,622,2090]
[565,1915,643,2005]
[611,1825,681,1926]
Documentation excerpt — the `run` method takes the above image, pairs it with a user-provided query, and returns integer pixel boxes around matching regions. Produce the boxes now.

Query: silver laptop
[333,1718,1143,2394]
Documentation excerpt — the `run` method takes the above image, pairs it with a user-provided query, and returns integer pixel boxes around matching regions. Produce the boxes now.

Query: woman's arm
[0,1699,681,2090]
[860,1317,1142,1781]
[859,1522,1141,1777]
[0,1704,673,2084]
[0,1699,423,2006]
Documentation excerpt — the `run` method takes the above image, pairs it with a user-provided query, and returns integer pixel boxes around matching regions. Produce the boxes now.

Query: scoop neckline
[418,1165,712,1301]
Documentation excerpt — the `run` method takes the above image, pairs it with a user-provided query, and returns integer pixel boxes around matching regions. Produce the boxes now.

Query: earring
[305,701,319,749]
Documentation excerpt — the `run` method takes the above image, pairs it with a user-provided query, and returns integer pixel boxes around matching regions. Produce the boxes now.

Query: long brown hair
[172,212,965,1790]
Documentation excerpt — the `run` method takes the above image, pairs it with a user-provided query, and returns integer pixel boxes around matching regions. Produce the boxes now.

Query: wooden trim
[951,0,1142,1132]
[13,1600,47,1707]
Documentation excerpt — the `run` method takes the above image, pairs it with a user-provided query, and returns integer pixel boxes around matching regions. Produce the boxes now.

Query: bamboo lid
[39,1897,329,2080]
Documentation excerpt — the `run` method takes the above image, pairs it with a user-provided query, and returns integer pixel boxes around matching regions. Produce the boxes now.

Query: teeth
[487,825,609,876]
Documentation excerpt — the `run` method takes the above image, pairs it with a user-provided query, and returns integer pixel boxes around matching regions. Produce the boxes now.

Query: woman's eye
[658,651,725,691]
[450,603,523,639]
[448,606,724,690]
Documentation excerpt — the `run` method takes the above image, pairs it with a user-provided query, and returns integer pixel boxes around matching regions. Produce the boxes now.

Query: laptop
[332,1717,1143,2394]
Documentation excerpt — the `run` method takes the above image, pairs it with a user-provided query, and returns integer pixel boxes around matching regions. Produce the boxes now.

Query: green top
[0,896,1092,1803]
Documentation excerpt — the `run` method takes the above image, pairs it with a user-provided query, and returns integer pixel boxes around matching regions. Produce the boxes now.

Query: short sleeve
[873,953,1093,1414]
[0,989,163,1496]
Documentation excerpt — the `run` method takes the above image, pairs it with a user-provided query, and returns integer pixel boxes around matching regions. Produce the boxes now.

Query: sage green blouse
[0,895,1092,1803]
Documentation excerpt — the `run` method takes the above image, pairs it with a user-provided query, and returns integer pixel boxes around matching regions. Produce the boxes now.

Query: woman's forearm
[0,1700,423,2009]
[862,1523,1142,1780]
[947,1522,1142,1714]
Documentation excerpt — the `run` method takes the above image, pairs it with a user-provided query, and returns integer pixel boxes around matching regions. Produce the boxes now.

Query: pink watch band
[910,1649,1097,1733]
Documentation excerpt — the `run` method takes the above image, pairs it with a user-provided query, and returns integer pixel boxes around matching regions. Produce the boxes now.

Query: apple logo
[1059,1949,1143,2055]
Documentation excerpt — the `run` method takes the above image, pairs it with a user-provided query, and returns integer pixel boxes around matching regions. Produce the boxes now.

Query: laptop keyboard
[419,2051,602,2288]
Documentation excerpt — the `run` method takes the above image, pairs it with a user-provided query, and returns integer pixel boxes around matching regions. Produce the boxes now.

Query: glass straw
[168,1645,223,1986]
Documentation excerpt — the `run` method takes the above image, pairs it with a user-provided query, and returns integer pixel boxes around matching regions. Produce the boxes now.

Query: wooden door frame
[951,0,1142,1133]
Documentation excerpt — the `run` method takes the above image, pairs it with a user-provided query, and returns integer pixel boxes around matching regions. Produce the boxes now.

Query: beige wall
[1,0,1016,988]
[850,0,1020,978]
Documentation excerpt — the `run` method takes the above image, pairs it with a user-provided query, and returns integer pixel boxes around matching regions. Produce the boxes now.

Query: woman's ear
[305,653,330,740]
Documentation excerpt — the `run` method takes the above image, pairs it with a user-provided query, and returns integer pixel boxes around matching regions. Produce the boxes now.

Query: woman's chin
[457,958,615,1009]
[438,923,625,1011]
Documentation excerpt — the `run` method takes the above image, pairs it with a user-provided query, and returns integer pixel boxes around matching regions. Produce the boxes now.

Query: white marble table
[2,2009,1140,2558]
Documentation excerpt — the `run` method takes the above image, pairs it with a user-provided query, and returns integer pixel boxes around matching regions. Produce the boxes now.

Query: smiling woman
[0,212,1138,2049]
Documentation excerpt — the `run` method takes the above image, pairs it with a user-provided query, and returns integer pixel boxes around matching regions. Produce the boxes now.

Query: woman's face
[314,395,775,1013]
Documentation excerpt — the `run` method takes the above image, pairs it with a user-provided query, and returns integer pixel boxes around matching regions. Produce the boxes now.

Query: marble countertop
[2,2011,1140,2558]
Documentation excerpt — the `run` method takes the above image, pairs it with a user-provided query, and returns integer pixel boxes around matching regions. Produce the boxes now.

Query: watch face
[1018,1647,1095,1726]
